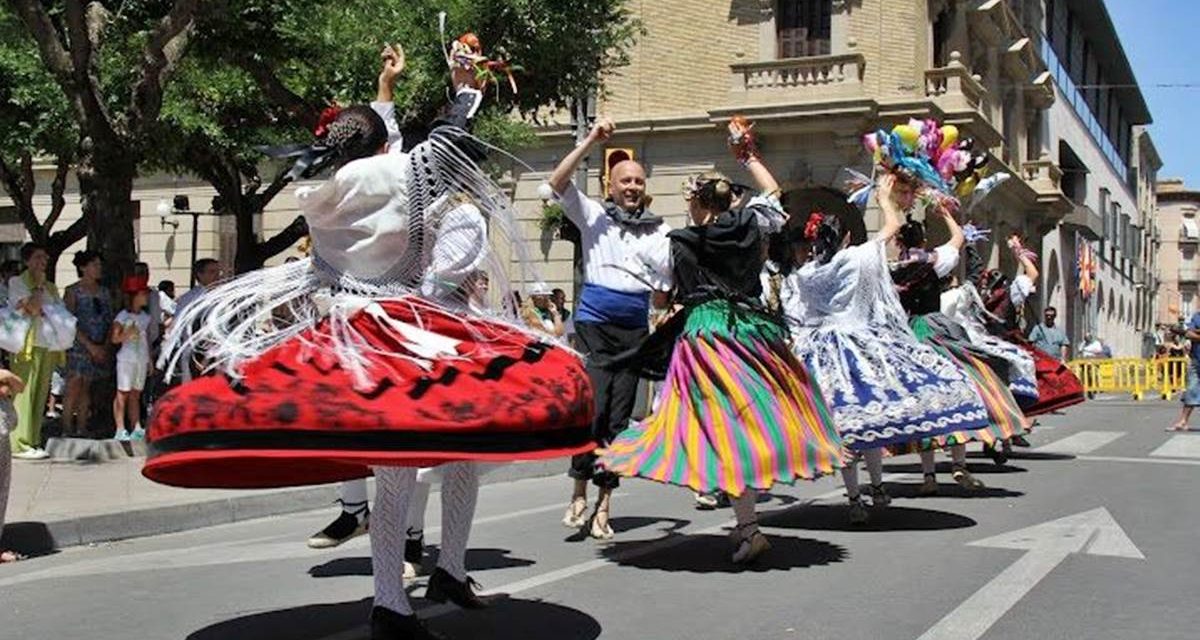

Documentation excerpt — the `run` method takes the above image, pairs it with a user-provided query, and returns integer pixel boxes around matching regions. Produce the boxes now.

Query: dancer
[599,117,843,563]
[146,38,593,640]
[976,234,1085,425]
[891,211,1025,493]
[0,367,26,562]
[547,117,671,539]
[789,170,990,524]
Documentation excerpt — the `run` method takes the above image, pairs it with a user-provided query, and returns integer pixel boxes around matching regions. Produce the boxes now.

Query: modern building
[1156,179,1200,326]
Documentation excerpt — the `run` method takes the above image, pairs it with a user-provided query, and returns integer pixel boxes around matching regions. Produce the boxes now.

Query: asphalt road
[2,397,1198,640]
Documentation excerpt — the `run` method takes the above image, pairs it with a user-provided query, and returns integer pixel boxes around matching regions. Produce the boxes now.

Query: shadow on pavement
[600,533,846,574]
[564,516,690,542]
[888,483,1025,499]
[0,522,59,557]
[883,462,1030,475]
[761,504,977,532]
[186,597,603,640]
[1001,451,1077,461]
[308,548,536,578]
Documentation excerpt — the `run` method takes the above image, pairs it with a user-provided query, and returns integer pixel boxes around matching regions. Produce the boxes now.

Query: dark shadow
[888,484,1025,500]
[308,548,536,578]
[564,516,690,543]
[1003,451,1077,461]
[761,504,977,532]
[883,462,1030,475]
[601,533,846,574]
[186,597,602,640]
[0,521,60,557]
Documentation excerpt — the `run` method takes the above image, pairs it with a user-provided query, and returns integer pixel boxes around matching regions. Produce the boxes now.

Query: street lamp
[156,195,207,288]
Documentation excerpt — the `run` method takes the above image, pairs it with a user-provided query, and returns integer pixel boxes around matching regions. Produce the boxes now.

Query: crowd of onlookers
[1,242,224,461]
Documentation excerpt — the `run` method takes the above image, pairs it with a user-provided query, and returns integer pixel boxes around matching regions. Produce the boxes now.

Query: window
[777,0,832,58]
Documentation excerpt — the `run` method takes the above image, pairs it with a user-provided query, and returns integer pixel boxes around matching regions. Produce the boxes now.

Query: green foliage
[538,200,565,231]
[0,10,76,161]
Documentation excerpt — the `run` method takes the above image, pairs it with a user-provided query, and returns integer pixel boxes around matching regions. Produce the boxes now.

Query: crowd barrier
[1068,357,1188,401]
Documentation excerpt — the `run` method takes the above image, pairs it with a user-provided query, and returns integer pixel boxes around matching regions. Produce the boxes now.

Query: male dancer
[548,119,672,538]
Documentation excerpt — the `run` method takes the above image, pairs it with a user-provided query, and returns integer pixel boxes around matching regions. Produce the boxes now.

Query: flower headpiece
[447,31,521,94]
[804,212,825,241]
[728,115,759,166]
[313,104,343,138]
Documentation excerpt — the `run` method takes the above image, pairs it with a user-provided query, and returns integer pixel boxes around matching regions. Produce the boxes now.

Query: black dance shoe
[425,568,490,609]
[369,606,446,640]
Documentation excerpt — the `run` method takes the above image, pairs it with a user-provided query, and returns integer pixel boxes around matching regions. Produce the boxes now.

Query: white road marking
[916,508,1143,640]
[1035,431,1125,454]
[1149,435,1200,459]
[1075,455,1200,467]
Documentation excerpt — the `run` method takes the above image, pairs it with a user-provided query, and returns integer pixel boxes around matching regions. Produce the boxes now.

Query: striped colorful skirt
[904,315,1026,450]
[598,300,842,497]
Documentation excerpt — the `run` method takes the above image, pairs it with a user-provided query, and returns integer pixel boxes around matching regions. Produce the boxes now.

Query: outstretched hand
[589,118,615,144]
[379,44,405,86]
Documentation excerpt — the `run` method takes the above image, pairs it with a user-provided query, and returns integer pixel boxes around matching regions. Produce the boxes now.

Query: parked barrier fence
[1068,357,1188,401]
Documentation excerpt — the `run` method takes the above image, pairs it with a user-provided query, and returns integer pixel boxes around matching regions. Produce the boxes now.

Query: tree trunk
[76,148,137,289]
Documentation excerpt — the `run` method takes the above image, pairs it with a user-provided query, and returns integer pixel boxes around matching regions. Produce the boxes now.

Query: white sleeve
[421,202,489,299]
[7,276,31,310]
[370,101,404,155]
[554,182,603,228]
[932,243,960,279]
[1011,274,1036,307]
[638,227,674,291]
[744,192,787,233]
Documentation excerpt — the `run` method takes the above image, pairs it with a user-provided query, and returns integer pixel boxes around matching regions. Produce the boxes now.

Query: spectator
[0,367,28,562]
[1171,308,1200,431]
[522,282,564,337]
[1029,306,1070,361]
[172,259,222,382]
[7,243,76,460]
[111,276,152,441]
[158,280,177,319]
[132,263,162,348]
[551,287,572,322]
[0,261,20,308]
[62,251,113,438]
[1078,333,1107,359]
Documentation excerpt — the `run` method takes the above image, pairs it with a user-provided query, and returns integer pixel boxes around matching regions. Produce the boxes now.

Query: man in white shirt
[548,117,672,538]
[172,259,222,382]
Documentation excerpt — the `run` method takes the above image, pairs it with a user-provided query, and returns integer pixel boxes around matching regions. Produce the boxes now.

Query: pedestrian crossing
[1150,435,1200,459]
[1032,428,1200,464]
[1035,431,1126,454]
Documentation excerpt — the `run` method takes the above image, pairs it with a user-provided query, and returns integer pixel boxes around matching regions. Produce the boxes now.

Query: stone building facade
[1156,180,1200,326]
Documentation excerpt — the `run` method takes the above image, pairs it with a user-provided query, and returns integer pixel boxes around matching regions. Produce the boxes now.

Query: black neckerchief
[603,199,663,228]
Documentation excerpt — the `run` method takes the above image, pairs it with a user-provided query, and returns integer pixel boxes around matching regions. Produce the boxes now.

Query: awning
[1182,219,1199,240]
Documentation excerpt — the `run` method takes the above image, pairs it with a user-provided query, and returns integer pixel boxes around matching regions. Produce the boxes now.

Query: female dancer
[789,174,990,524]
[976,235,1085,421]
[146,40,593,640]
[891,213,1026,493]
[599,117,843,563]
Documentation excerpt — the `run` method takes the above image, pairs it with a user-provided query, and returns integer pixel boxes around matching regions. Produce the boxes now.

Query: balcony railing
[1179,268,1200,283]
[925,52,989,115]
[728,53,866,103]
[1019,154,1072,214]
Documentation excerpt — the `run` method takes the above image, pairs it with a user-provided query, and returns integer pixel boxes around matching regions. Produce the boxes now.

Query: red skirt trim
[1006,332,1086,417]
[144,298,594,489]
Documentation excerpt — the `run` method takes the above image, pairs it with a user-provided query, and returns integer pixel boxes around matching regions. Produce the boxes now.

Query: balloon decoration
[850,119,1003,216]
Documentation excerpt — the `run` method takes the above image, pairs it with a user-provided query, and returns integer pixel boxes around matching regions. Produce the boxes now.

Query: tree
[0,8,85,280]
[154,0,639,273]
[4,0,210,284]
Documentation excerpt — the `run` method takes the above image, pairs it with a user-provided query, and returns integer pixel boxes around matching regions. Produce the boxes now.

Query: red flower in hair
[313,104,343,138]
[804,211,825,241]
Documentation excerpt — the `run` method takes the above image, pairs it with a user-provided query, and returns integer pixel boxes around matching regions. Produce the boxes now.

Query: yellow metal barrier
[1069,357,1189,400]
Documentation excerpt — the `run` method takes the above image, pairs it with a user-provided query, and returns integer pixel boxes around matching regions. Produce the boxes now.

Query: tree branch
[6,0,84,120]
[256,165,292,208]
[237,60,319,131]
[62,1,119,143]
[257,215,308,262]
[0,152,43,241]
[128,0,207,137]
[47,213,89,256]
[44,156,72,232]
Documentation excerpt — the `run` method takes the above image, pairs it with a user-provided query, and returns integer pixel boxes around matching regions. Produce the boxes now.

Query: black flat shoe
[425,568,490,609]
[1010,434,1031,448]
[369,606,446,640]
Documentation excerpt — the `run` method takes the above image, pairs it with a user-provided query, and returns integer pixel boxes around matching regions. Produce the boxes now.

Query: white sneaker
[13,448,50,460]
[114,429,132,442]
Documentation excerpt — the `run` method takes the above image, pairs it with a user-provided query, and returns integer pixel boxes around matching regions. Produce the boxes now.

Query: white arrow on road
[917,507,1144,640]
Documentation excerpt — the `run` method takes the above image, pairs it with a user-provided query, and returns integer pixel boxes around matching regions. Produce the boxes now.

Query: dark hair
[133,262,150,277]
[325,106,388,167]
[20,242,47,263]
[690,172,735,213]
[812,215,846,265]
[158,280,176,296]
[193,258,219,277]
[898,215,926,250]
[1044,306,1058,314]
[72,250,101,277]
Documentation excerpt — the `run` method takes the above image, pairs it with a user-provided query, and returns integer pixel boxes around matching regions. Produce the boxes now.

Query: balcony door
[777,0,832,58]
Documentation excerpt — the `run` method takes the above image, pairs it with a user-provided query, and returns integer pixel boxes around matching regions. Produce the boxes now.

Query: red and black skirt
[1005,331,1085,417]
[143,298,594,489]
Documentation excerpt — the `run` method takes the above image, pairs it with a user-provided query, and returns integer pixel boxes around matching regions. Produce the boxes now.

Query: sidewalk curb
[1,459,568,553]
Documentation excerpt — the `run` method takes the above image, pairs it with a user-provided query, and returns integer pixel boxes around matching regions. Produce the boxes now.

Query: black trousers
[569,321,648,489]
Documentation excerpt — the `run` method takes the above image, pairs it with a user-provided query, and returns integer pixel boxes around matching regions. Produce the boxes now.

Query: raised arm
[939,206,965,251]
[729,119,780,201]
[1009,235,1040,282]
[548,118,612,195]
[875,174,905,243]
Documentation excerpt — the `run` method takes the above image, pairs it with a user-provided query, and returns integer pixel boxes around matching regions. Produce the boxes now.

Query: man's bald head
[608,160,647,212]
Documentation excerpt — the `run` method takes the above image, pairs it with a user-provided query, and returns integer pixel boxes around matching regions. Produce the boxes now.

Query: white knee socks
[864,449,884,486]
[841,457,861,500]
[435,462,480,581]
[920,450,937,475]
[951,443,967,466]
[369,467,417,616]
[339,478,370,523]
[406,479,431,540]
